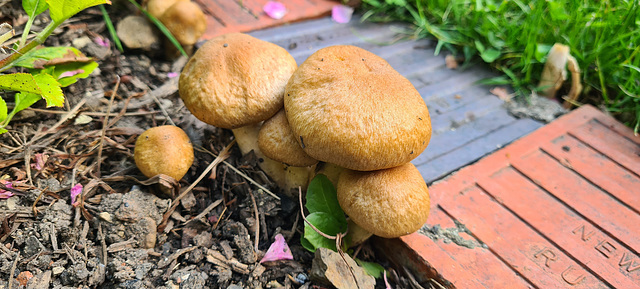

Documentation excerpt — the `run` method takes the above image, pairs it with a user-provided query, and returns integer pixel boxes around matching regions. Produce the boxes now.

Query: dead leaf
[490,87,513,102]
[445,54,458,69]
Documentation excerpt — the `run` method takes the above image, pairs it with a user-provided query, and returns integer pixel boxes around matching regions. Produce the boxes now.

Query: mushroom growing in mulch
[178,32,298,192]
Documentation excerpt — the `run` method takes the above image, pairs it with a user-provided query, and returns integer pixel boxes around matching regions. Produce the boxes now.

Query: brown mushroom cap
[134,125,194,180]
[284,45,432,171]
[159,1,206,46]
[337,163,430,238]
[146,0,187,18]
[179,33,298,129]
[258,109,318,167]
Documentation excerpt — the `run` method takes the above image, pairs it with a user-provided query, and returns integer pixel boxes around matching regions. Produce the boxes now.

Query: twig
[31,186,49,217]
[150,90,175,126]
[194,146,279,200]
[7,252,19,289]
[98,223,107,265]
[158,140,235,231]
[26,107,161,117]
[213,206,227,230]
[24,98,87,147]
[157,246,197,268]
[248,190,260,252]
[96,76,121,177]
[50,223,58,251]
[182,199,222,226]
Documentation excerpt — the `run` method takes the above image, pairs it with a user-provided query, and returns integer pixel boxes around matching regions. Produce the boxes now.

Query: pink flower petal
[0,180,14,199]
[263,1,287,20]
[260,234,293,263]
[332,5,354,24]
[167,72,179,78]
[59,69,85,79]
[33,153,47,170]
[94,37,110,48]
[71,183,83,207]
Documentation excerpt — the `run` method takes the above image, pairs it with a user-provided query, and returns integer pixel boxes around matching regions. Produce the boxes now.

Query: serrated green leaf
[355,259,385,279]
[23,0,49,17]
[0,128,7,134]
[303,212,347,252]
[306,174,347,224]
[46,0,111,24]
[14,92,43,113]
[0,97,7,122]
[13,46,90,69]
[45,61,98,87]
[0,73,63,107]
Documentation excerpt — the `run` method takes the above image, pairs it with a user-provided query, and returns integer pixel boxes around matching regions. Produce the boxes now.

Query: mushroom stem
[231,124,287,190]
[314,162,345,186]
[283,165,315,197]
[346,219,373,247]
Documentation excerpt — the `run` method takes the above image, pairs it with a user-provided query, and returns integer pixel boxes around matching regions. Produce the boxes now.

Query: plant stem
[0,21,60,72]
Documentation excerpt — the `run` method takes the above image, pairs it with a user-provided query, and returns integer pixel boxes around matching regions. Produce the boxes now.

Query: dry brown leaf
[490,87,513,102]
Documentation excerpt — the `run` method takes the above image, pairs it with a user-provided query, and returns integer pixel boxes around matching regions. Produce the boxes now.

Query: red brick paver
[194,0,338,40]
[376,105,640,289]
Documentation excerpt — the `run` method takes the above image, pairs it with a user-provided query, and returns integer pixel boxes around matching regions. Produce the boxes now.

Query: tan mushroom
[284,45,432,171]
[134,125,194,181]
[258,109,318,196]
[179,33,298,188]
[337,162,430,238]
[158,1,206,55]
[146,0,188,19]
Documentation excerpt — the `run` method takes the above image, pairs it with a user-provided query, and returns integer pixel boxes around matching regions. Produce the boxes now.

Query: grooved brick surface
[376,105,640,289]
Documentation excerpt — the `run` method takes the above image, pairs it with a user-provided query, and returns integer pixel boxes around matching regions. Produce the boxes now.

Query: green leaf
[14,92,42,113]
[355,259,385,279]
[23,0,49,17]
[0,97,7,123]
[13,46,92,69]
[0,73,63,107]
[38,61,98,87]
[480,48,501,63]
[306,174,347,224]
[535,44,552,62]
[46,0,111,24]
[303,212,347,252]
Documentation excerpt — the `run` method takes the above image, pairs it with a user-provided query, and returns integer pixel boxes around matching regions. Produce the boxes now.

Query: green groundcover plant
[0,0,110,134]
[360,0,640,133]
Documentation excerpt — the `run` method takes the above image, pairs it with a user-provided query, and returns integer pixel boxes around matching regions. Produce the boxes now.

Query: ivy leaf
[355,258,385,279]
[46,0,111,24]
[303,212,347,252]
[0,73,63,107]
[23,0,49,17]
[305,174,347,224]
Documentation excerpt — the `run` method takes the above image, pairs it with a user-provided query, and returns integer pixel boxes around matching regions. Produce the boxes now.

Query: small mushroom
[285,45,432,171]
[337,162,430,238]
[158,1,206,55]
[258,109,318,196]
[146,0,188,19]
[179,33,298,188]
[134,125,194,181]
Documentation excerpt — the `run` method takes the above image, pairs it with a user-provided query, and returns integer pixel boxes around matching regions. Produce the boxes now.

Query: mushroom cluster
[284,45,433,240]
[178,33,310,197]
[177,35,432,239]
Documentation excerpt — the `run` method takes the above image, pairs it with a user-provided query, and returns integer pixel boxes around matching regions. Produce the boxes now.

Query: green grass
[360,0,640,134]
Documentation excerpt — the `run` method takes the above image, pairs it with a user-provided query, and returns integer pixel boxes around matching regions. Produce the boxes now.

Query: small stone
[310,247,375,289]
[52,267,65,275]
[72,36,92,49]
[23,236,45,257]
[116,15,160,51]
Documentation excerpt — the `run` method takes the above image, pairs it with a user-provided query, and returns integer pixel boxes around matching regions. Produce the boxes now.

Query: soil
[0,2,407,288]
